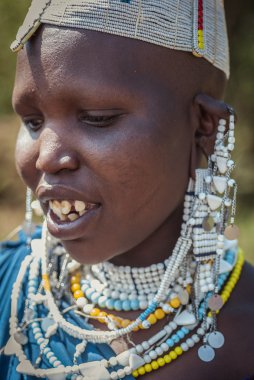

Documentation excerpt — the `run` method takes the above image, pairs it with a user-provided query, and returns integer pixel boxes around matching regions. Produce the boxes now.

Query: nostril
[36,151,79,173]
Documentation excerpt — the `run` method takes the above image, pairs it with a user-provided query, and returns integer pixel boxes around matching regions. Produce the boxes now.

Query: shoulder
[0,228,41,348]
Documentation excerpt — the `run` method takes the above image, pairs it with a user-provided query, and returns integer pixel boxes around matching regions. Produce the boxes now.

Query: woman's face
[13,26,199,264]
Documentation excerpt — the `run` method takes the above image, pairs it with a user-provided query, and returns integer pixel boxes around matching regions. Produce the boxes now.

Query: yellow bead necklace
[132,249,244,377]
[70,274,192,331]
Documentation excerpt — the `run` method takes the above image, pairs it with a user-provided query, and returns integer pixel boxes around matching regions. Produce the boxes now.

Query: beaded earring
[23,187,34,245]
[23,187,44,244]
[190,108,239,362]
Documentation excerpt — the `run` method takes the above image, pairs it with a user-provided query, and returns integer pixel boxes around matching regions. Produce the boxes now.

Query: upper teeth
[74,201,86,212]
[49,200,87,221]
[61,200,72,215]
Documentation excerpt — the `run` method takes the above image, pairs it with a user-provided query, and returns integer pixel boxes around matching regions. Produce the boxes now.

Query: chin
[61,239,111,265]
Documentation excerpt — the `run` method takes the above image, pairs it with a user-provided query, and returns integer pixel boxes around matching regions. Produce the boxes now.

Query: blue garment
[0,228,134,380]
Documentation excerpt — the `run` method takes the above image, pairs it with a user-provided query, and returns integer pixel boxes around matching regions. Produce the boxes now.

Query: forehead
[13,25,204,107]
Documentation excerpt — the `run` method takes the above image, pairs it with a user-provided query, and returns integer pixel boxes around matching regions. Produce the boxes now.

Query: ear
[189,93,232,179]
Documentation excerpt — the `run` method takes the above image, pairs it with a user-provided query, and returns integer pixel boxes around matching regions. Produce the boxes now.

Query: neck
[109,201,184,267]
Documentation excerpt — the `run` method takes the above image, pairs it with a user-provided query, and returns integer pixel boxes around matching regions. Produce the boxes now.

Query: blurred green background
[0,1,253,262]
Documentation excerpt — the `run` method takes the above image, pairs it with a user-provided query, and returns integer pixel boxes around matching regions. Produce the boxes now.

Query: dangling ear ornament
[192,105,239,362]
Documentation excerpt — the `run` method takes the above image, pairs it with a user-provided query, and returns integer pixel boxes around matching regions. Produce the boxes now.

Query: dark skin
[13,26,254,379]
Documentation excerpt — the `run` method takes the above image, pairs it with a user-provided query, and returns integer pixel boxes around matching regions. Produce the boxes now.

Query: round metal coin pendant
[224,224,240,240]
[178,288,189,305]
[208,331,225,348]
[41,317,55,332]
[208,294,223,311]
[14,331,28,345]
[202,216,215,232]
[198,345,215,362]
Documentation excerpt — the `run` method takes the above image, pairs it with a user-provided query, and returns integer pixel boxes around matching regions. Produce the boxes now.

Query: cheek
[91,119,191,234]
[15,126,38,188]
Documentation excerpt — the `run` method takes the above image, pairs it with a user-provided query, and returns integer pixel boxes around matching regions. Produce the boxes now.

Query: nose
[36,128,79,174]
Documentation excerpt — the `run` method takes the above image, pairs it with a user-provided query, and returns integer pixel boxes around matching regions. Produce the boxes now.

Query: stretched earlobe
[190,93,235,176]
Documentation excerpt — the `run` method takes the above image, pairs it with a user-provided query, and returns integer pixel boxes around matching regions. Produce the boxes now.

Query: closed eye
[79,111,124,127]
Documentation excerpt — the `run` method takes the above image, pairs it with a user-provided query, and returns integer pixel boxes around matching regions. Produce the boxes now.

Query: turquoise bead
[98,296,107,308]
[90,292,100,303]
[130,299,139,310]
[85,288,95,298]
[166,338,174,347]
[114,300,123,311]
[172,335,180,343]
[105,299,114,310]
[122,300,131,311]
[177,330,185,339]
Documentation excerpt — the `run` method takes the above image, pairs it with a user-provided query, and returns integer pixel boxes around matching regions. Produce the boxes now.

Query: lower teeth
[67,213,79,221]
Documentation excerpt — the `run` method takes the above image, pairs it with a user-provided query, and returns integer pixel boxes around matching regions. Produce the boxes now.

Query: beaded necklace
[3,233,243,380]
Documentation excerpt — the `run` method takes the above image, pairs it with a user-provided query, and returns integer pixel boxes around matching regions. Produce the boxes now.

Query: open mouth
[48,199,99,223]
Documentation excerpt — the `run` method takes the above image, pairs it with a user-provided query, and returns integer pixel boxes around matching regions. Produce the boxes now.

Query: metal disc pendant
[208,294,223,311]
[14,331,28,345]
[202,216,215,232]
[224,224,240,240]
[178,288,189,305]
[41,317,55,332]
[198,345,215,362]
[208,331,225,348]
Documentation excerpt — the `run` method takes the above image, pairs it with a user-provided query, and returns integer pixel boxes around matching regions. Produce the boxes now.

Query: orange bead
[121,319,131,328]
[186,285,192,294]
[154,308,165,320]
[107,314,117,321]
[170,297,181,308]
[73,290,84,299]
[114,317,123,327]
[70,276,79,285]
[71,283,81,292]
[90,308,100,316]
[98,311,108,323]
[147,314,157,325]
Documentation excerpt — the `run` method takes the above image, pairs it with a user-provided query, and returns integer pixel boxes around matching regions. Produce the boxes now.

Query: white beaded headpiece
[11,0,229,78]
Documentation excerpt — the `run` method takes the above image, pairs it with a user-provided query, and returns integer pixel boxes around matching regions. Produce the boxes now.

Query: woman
[1,1,254,379]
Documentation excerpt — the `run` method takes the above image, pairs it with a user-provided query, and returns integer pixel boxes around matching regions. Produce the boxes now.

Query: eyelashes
[22,118,44,132]
[79,114,120,127]
[22,112,124,132]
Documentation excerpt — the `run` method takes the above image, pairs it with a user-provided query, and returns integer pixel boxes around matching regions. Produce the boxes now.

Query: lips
[36,184,101,240]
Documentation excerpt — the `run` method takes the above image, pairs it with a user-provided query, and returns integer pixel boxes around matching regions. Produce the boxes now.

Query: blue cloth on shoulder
[0,228,134,380]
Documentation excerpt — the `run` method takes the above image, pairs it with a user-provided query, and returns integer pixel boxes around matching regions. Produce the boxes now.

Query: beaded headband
[11,0,229,78]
